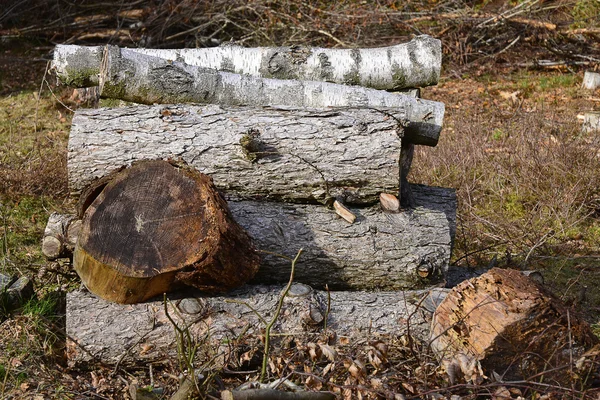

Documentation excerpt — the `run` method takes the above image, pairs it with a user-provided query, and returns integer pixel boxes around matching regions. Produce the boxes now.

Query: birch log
[68,104,408,204]
[96,46,445,139]
[66,283,445,367]
[52,35,441,90]
[44,185,456,290]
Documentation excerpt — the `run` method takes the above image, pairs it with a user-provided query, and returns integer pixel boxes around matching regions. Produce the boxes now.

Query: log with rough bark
[430,268,599,386]
[52,35,441,90]
[68,104,425,204]
[94,45,444,139]
[66,283,440,367]
[48,184,455,290]
[74,160,260,304]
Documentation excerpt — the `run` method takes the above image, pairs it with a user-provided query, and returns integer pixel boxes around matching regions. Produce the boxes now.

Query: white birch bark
[52,35,441,90]
[96,45,444,140]
[68,104,406,204]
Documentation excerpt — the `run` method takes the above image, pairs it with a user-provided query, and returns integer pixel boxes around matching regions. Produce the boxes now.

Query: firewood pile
[42,36,600,392]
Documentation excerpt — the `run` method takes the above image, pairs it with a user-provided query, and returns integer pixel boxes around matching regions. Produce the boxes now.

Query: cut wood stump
[66,283,437,367]
[582,71,600,90]
[47,184,455,291]
[430,268,599,385]
[74,160,260,304]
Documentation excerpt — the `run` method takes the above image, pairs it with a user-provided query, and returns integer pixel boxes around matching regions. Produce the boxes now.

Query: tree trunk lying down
[66,283,447,367]
[68,104,412,204]
[430,268,599,386]
[47,184,456,290]
[97,45,445,140]
[52,35,441,90]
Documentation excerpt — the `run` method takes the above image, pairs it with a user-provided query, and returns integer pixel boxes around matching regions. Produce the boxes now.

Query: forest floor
[1,0,600,398]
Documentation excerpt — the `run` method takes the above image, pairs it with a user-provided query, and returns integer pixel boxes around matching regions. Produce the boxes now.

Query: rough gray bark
[53,36,441,90]
[68,104,407,204]
[97,46,445,140]
[48,184,455,290]
[66,283,440,367]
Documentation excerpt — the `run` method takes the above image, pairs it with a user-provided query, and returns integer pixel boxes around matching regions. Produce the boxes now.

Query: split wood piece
[582,71,600,90]
[332,200,356,223]
[96,45,445,140]
[430,268,599,385]
[42,213,81,260]
[52,36,441,90]
[74,160,260,304]
[68,104,410,205]
[65,283,436,367]
[48,184,456,290]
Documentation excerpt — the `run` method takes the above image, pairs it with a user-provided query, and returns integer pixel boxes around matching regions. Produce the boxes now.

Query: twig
[260,248,303,383]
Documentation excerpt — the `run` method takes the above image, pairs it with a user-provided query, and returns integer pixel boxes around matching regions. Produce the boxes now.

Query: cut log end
[431,268,599,385]
[74,160,260,304]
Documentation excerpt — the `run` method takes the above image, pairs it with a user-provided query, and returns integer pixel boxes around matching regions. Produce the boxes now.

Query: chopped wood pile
[46,36,460,377]
[44,37,600,393]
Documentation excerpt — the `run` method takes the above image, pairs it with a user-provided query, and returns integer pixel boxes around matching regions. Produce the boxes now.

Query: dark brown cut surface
[74,160,260,303]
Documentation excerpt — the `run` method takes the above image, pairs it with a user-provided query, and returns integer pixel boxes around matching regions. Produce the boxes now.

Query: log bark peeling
[68,104,407,204]
[66,283,439,367]
[47,184,455,291]
[52,36,441,90]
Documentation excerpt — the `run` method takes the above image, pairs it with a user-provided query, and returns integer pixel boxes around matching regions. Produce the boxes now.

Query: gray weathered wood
[47,185,455,290]
[66,283,437,367]
[582,71,600,90]
[581,111,600,133]
[68,104,407,204]
[97,45,445,140]
[52,36,441,90]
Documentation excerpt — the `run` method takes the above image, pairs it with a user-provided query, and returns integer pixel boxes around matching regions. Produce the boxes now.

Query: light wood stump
[430,268,599,385]
[74,160,260,304]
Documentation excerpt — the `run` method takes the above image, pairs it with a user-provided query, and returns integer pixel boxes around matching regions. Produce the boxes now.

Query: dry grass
[1,0,600,398]
[414,73,600,266]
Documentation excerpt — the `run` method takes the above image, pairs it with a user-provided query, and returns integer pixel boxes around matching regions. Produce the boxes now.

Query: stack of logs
[43,36,600,388]
[47,35,455,366]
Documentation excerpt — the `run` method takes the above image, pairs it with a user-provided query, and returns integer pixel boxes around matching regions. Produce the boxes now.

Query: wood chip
[379,193,400,213]
[333,200,356,223]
